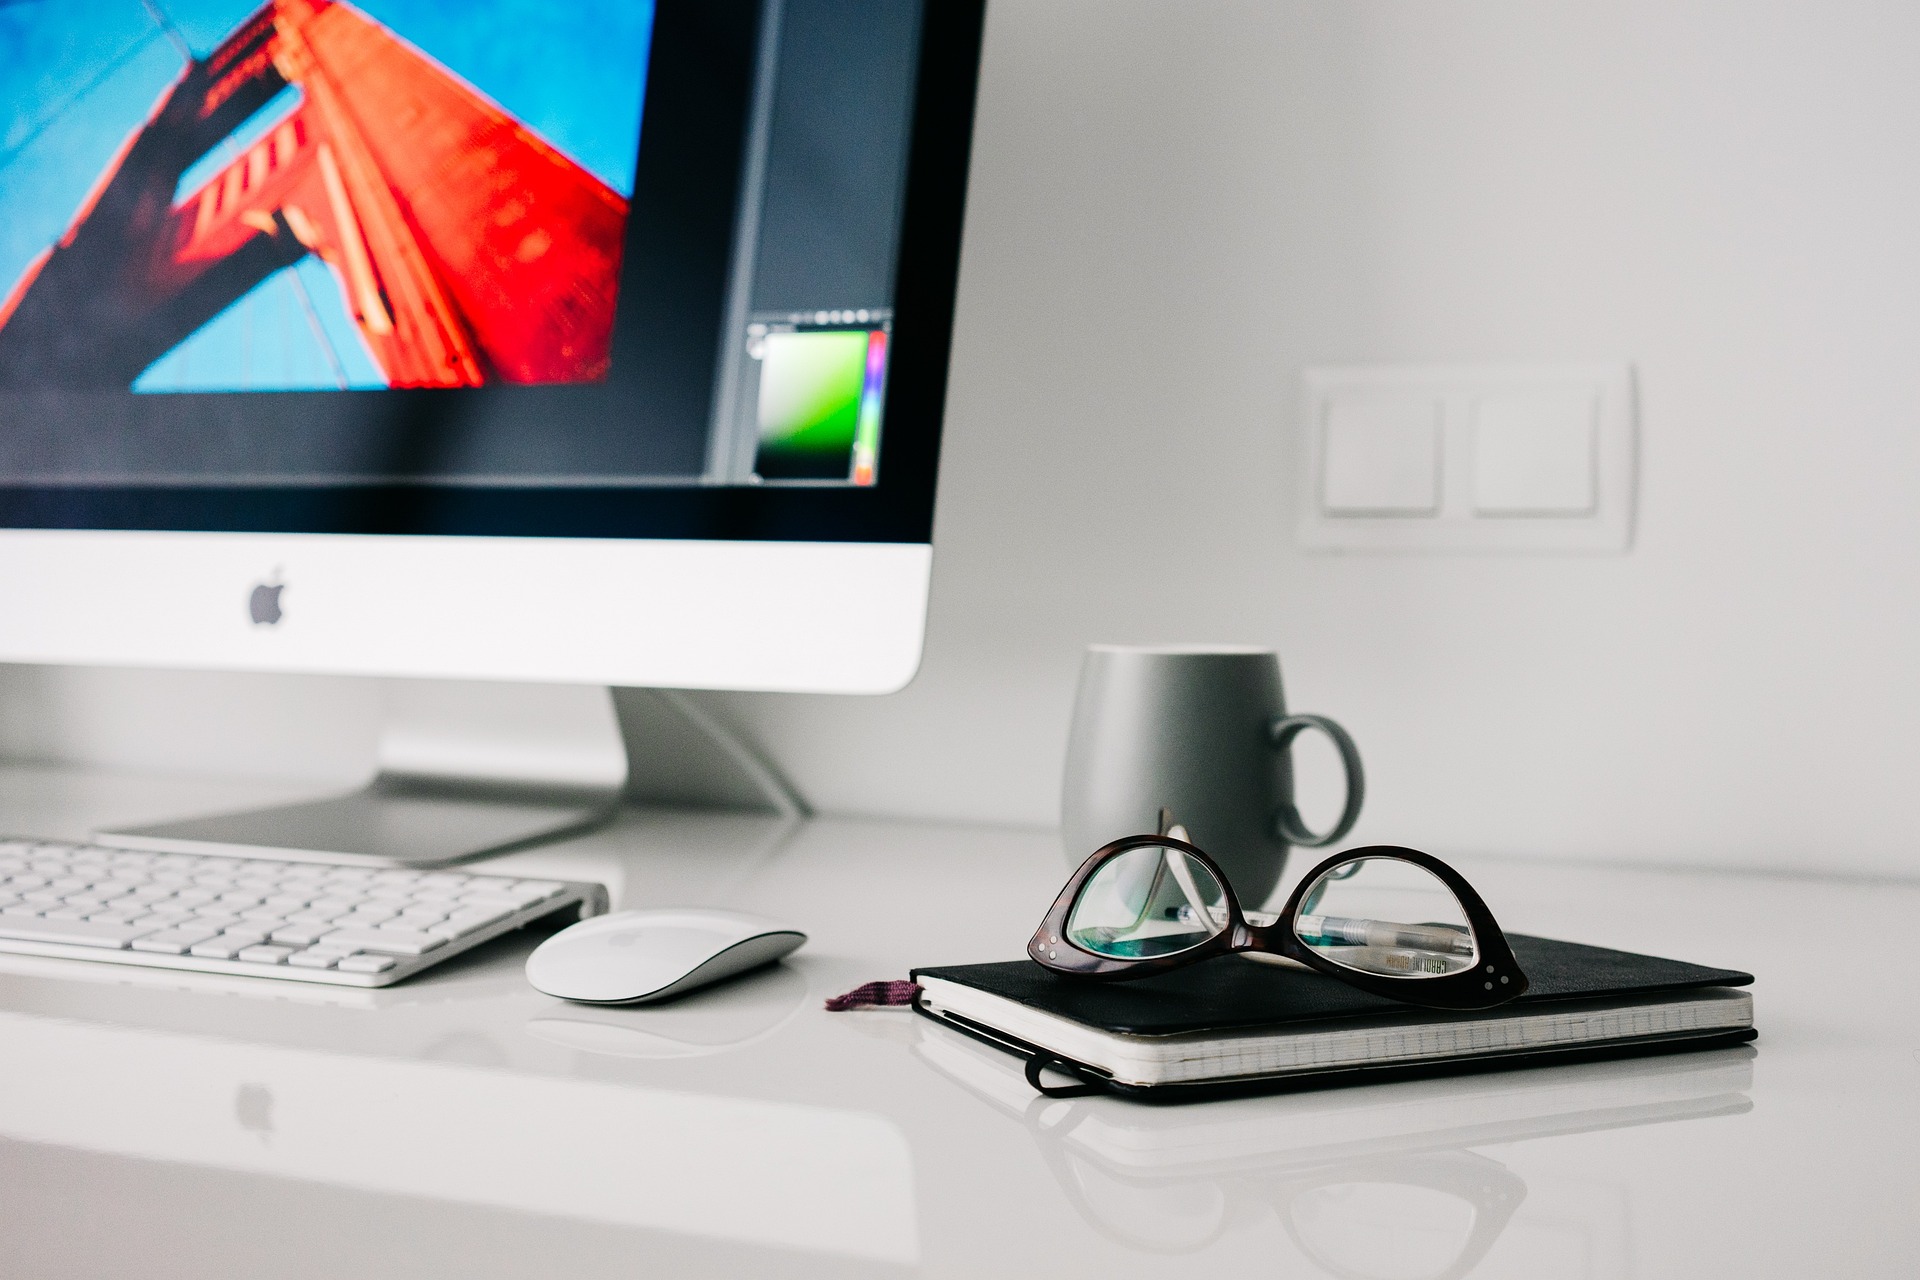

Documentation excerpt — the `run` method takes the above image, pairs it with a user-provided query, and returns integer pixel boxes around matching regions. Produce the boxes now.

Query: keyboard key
[132,926,223,954]
[0,917,158,948]
[433,907,512,939]
[238,945,295,965]
[336,953,398,974]
[317,927,445,956]
[287,949,341,969]
[270,924,335,946]
[189,938,250,959]
[456,894,525,914]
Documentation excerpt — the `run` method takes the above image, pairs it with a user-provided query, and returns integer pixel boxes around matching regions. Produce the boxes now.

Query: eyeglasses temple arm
[1162,844,1220,927]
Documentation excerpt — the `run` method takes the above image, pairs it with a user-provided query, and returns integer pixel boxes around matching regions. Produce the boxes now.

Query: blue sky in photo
[134,257,386,390]
[0,0,654,391]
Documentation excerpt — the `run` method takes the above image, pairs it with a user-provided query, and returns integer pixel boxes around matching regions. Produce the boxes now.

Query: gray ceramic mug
[1060,645,1364,905]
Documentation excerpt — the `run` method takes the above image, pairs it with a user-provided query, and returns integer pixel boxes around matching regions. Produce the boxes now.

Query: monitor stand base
[94,682,804,867]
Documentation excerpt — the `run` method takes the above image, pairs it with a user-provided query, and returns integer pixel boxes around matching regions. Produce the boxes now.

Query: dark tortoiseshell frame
[1027,837,1530,1011]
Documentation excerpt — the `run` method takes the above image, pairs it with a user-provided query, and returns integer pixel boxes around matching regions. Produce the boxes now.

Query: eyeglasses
[1028,831,1529,1010]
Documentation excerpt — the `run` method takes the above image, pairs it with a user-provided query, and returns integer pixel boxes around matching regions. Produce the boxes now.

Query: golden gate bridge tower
[0,0,630,388]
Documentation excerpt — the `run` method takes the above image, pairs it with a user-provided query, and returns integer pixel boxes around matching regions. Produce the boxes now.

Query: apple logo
[234,1082,274,1142]
[248,576,285,626]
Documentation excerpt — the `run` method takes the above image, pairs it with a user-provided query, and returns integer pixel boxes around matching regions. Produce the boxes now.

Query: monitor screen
[0,0,979,541]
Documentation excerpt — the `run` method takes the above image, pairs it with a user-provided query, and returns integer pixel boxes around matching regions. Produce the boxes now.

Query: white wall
[5,1,1919,877]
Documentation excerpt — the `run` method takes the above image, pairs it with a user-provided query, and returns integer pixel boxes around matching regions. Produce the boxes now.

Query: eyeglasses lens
[1065,844,1228,959]
[1294,856,1478,978]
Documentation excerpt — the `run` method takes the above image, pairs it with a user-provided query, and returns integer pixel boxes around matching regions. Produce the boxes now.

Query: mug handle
[1268,714,1365,847]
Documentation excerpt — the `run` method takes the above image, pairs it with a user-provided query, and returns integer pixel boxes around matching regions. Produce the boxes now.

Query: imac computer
[0,0,985,864]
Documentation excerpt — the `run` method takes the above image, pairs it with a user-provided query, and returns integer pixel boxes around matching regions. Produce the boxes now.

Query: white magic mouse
[525,908,807,1005]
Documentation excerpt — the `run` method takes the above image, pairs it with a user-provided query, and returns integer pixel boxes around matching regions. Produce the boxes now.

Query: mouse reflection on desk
[525,908,807,1005]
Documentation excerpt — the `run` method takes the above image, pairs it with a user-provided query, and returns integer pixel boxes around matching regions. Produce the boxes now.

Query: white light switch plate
[1321,396,1441,515]
[1298,363,1636,552]
[1471,391,1598,515]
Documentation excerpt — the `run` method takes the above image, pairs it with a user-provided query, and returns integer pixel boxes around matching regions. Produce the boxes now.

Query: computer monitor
[0,0,985,863]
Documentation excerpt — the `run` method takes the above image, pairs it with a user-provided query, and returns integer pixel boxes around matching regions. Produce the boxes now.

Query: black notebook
[912,935,1755,1100]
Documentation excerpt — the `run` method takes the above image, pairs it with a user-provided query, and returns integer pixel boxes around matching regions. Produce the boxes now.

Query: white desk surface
[0,763,1913,1279]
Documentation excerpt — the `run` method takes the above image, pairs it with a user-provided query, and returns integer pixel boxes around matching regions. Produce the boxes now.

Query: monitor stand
[93,680,804,867]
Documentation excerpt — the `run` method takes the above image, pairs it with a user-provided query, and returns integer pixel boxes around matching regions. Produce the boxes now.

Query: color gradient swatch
[753,329,887,481]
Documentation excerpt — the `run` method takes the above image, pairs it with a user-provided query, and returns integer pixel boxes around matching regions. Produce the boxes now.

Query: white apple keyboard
[0,837,608,987]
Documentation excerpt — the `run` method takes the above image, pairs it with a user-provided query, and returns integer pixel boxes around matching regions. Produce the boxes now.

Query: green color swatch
[753,330,867,480]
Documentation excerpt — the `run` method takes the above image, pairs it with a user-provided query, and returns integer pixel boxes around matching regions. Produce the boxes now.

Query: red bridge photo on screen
[0,0,632,391]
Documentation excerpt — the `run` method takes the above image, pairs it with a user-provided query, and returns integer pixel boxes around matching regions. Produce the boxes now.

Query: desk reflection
[524,961,809,1059]
[0,1004,916,1275]
[912,1020,1752,1274]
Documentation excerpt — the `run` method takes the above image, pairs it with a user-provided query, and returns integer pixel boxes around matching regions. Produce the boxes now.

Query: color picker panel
[753,330,871,481]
